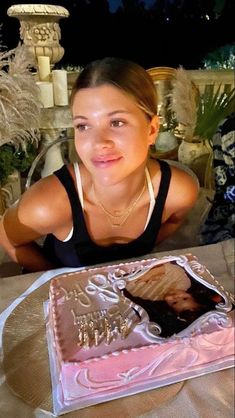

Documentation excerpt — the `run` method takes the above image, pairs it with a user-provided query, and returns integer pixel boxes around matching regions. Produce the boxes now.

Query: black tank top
[43,160,171,268]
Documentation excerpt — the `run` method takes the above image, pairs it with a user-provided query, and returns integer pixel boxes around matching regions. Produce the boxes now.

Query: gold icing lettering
[60,284,91,307]
[73,310,132,348]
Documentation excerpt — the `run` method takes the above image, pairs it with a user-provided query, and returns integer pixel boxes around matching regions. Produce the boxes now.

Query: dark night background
[0,0,234,70]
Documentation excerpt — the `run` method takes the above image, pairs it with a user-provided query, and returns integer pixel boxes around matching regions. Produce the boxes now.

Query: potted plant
[168,67,235,188]
[0,42,41,213]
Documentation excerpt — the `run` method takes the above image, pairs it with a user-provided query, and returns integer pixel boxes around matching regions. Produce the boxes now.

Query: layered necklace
[94,180,146,228]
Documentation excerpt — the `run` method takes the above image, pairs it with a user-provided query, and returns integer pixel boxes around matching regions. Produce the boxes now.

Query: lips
[92,155,122,167]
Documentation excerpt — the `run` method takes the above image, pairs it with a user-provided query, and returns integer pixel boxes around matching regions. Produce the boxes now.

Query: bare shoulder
[4,173,71,239]
[170,163,199,192]
[168,163,199,210]
[149,159,199,194]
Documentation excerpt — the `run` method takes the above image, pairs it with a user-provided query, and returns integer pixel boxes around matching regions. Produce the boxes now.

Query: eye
[110,119,125,128]
[75,123,89,132]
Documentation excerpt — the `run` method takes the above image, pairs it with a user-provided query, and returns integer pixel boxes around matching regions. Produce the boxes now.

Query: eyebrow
[73,115,87,121]
[108,110,131,116]
[73,110,131,121]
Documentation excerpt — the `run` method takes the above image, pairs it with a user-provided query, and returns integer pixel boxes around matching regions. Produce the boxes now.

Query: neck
[93,169,147,214]
[93,177,147,228]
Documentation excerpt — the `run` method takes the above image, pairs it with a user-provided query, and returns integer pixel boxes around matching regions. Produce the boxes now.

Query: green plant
[202,44,235,70]
[0,41,41,191]
[0,143,38,186]
[170,67,235,143]
[194,85,235,142]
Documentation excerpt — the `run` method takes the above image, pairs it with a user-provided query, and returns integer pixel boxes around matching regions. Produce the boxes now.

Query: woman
[123,285,219,337]
[0,57,198,272]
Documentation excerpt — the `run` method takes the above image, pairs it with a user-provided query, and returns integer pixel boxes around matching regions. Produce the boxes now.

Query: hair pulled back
[70,57,157,120]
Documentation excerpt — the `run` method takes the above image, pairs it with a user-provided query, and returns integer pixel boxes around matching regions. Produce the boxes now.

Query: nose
[165,294,179,303]
[93,128,114,149]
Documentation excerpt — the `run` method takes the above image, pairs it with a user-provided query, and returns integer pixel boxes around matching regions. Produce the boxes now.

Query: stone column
[39,106,73,178]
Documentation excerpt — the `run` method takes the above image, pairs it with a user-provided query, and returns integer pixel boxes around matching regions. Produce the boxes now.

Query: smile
[92,155,122,167]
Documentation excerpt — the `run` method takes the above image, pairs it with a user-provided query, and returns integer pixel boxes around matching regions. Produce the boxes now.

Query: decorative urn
[7,4,69,66]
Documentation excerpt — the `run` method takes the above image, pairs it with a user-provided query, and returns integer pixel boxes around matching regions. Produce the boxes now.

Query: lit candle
[37,56,51,81]
[36,81,54,108]
[52,69,68,106]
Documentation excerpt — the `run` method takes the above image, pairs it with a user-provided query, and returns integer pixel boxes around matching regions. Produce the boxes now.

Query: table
[0,240,234,418]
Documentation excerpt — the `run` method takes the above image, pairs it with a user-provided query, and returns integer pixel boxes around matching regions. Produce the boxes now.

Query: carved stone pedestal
[7,4,69,65]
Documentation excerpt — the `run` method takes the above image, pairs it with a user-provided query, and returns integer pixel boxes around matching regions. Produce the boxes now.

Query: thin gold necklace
[94,180,146,228]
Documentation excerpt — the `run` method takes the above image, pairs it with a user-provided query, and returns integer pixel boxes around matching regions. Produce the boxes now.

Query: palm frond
[170,67,235,142]
[194,85,235,140]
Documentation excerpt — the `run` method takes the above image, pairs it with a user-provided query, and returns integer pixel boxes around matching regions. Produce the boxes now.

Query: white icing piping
[73,332,234,390]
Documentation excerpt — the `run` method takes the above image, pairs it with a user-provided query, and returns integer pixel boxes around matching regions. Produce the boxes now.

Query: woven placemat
[2,281,184,417]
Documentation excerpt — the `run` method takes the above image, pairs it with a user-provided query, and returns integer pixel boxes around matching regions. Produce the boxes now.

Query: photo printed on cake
[122,261,225,337]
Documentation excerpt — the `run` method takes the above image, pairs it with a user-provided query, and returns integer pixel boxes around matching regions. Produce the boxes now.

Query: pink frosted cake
[46,254,234,415]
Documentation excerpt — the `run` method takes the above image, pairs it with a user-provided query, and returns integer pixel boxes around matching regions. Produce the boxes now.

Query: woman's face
[165,290,200,313]
[72,84,158,186]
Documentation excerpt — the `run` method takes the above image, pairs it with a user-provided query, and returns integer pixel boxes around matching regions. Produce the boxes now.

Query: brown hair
[70,57,157,120]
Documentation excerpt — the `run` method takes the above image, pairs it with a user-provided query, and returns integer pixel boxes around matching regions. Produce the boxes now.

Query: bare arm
[0,175,71,272]
[157,210,191,243]
[157,166,199,243]
[0,212,55,272]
